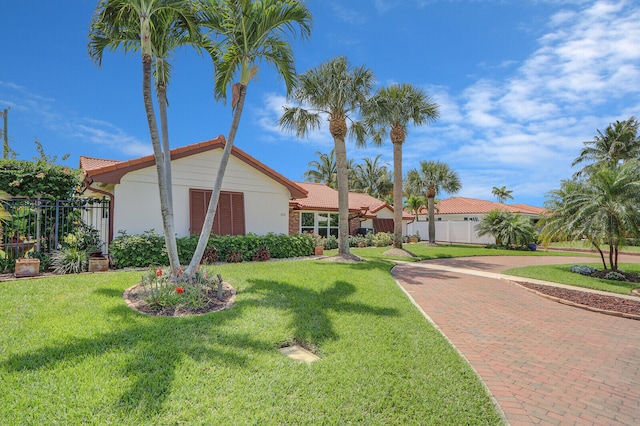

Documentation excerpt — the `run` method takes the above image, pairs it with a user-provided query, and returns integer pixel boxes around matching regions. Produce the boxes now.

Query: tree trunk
[392,140,403,249]
[185,84,248,277]
[157,83,173,209]
[334,134,350,255]
[142,53,181,274]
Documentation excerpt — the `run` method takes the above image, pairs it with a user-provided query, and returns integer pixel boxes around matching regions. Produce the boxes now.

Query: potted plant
[15,254,40,278]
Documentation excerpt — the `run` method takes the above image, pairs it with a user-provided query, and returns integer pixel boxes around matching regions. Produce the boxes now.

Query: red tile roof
[79,137,307,199]
[291,182,412,219]
[418,196,544,215]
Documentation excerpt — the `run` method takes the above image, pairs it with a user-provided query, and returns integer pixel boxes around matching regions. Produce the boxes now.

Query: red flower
[176,287,185,294]
[205,273,209,279]
[177,268,183,275]
[155,268,163,277]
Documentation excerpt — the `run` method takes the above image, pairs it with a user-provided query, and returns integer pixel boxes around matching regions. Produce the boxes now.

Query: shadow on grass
[0,300,263,418]
[1,271,399,420]
[244,279,399,345]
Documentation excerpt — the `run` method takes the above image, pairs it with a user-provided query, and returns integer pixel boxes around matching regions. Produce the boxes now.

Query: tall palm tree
[304,150,338,188]
[406,160,461,244]
[351,155,393,200]
[363,83,439,249]
[542,160,640,270]
[491,185,513,203]
[572,116,640,177]
[185,0,312,276]
[280,56,375,256]
[89,0,200,274]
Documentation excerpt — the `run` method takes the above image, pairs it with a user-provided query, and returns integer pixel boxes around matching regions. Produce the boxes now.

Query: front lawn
[327,243,594,262]
[503,263,640,295]
[0,260,502,425]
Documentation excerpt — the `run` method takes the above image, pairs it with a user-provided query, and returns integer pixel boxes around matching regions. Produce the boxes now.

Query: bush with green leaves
[109,231,314,268]
[0,160,81,200]
[372,232,393,247]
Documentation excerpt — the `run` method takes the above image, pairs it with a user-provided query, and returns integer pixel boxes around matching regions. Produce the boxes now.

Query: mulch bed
[123,282,236,317]
[518,282,640,318]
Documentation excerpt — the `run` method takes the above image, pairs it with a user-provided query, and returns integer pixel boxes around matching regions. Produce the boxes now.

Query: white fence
[407,221,495,245]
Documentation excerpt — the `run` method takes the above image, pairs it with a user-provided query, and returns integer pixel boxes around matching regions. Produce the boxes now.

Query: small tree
[476,210,536,249]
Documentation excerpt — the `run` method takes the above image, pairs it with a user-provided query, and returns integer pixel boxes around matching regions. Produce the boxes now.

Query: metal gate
[0,198,110,258]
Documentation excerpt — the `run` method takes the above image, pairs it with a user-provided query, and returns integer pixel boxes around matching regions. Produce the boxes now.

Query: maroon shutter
[191,189,245,236]
[189,189,208,235]
[231,192,246,235]
[373,218,394,233]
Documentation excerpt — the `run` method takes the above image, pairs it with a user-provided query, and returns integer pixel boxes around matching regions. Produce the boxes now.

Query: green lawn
[503,262,640,295]
[326,242,594,262]
[0,260,502,425]
[547,241,640,254]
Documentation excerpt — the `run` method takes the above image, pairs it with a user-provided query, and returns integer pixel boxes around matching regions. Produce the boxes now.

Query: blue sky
[2,0,639,207]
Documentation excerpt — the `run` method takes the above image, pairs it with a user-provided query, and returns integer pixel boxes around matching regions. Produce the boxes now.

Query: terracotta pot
[88,257,109,273]
[15,258,40,278]
[314,246,324,256]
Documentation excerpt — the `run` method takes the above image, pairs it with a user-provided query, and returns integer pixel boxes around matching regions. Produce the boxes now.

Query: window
[299,212,339,237]
[190,189,245,236]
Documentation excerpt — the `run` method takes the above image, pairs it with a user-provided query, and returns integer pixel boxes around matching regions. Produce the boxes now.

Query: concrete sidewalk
[392,256,640,425]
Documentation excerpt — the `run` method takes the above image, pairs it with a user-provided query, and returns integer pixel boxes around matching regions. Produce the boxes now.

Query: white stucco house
[80,137,308,243]
[80,138,409,245]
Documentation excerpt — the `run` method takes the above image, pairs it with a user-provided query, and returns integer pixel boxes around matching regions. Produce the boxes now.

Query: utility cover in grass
[278,345,320,364]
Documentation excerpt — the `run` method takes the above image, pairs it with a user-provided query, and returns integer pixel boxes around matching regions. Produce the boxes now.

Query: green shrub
[321,235,338,250]
[109,232,314,268]
[604,271,626,281]
[51,247,88,274]
[110,230,168,268]
[372,232,393,247]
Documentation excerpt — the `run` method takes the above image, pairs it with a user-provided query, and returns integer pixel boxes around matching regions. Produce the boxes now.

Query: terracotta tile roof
[291,182,412,219]
[80,137,307,199]
[79,156,122,171]
[417,196,544,215]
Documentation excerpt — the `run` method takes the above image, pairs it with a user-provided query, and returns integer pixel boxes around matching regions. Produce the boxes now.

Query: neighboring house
[414,196,544,223]
[289,182,413,237]
[408,196,545,244]
[80,137,307,243]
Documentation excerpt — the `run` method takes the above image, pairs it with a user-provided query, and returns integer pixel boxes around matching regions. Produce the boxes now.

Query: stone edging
[511,281,640,321]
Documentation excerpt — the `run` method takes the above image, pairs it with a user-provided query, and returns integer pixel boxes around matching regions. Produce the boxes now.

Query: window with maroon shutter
[189,189,245,236]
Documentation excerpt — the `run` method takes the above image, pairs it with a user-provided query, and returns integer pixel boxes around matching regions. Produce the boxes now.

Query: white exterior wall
[407,220,495,245]
[113,149,291,237]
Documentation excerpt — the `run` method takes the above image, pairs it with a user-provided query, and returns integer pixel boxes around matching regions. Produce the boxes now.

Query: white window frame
[299,211,339,237]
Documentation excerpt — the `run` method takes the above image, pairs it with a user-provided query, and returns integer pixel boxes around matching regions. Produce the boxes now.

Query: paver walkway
[392,256,640,426]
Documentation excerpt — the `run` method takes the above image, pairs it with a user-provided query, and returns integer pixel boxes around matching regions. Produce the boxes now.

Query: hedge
[109,231,315,268]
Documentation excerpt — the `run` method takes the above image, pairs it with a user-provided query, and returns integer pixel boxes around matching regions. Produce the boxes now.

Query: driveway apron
[392,256,640,426]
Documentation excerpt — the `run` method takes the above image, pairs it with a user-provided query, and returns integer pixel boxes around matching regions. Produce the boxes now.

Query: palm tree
[572,116,640,177]
[404,195,426,222]
[185,0,312,276]
[351,155,393,200]
[406,160,461,244]
[363,83,439,249]
[280,56,375,256]
[542,160,640,270]
[491,185,513,203]
[304,150,338,188]
[476,210,536,249]
[89,0,200,275]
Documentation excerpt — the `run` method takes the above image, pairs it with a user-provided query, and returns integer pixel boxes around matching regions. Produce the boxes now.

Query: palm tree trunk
[185,84,248,277]
[393,141,403,249]
[142,53,181,274]
[334,134,351,255]
[427,193,436,244]
[157,84,173,209]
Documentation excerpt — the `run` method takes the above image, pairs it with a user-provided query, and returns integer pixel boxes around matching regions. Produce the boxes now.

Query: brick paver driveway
[392,256,640,425]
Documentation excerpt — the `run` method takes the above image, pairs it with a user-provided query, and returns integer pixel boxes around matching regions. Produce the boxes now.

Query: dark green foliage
[0,160,81,200]
[109,231,314,268]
